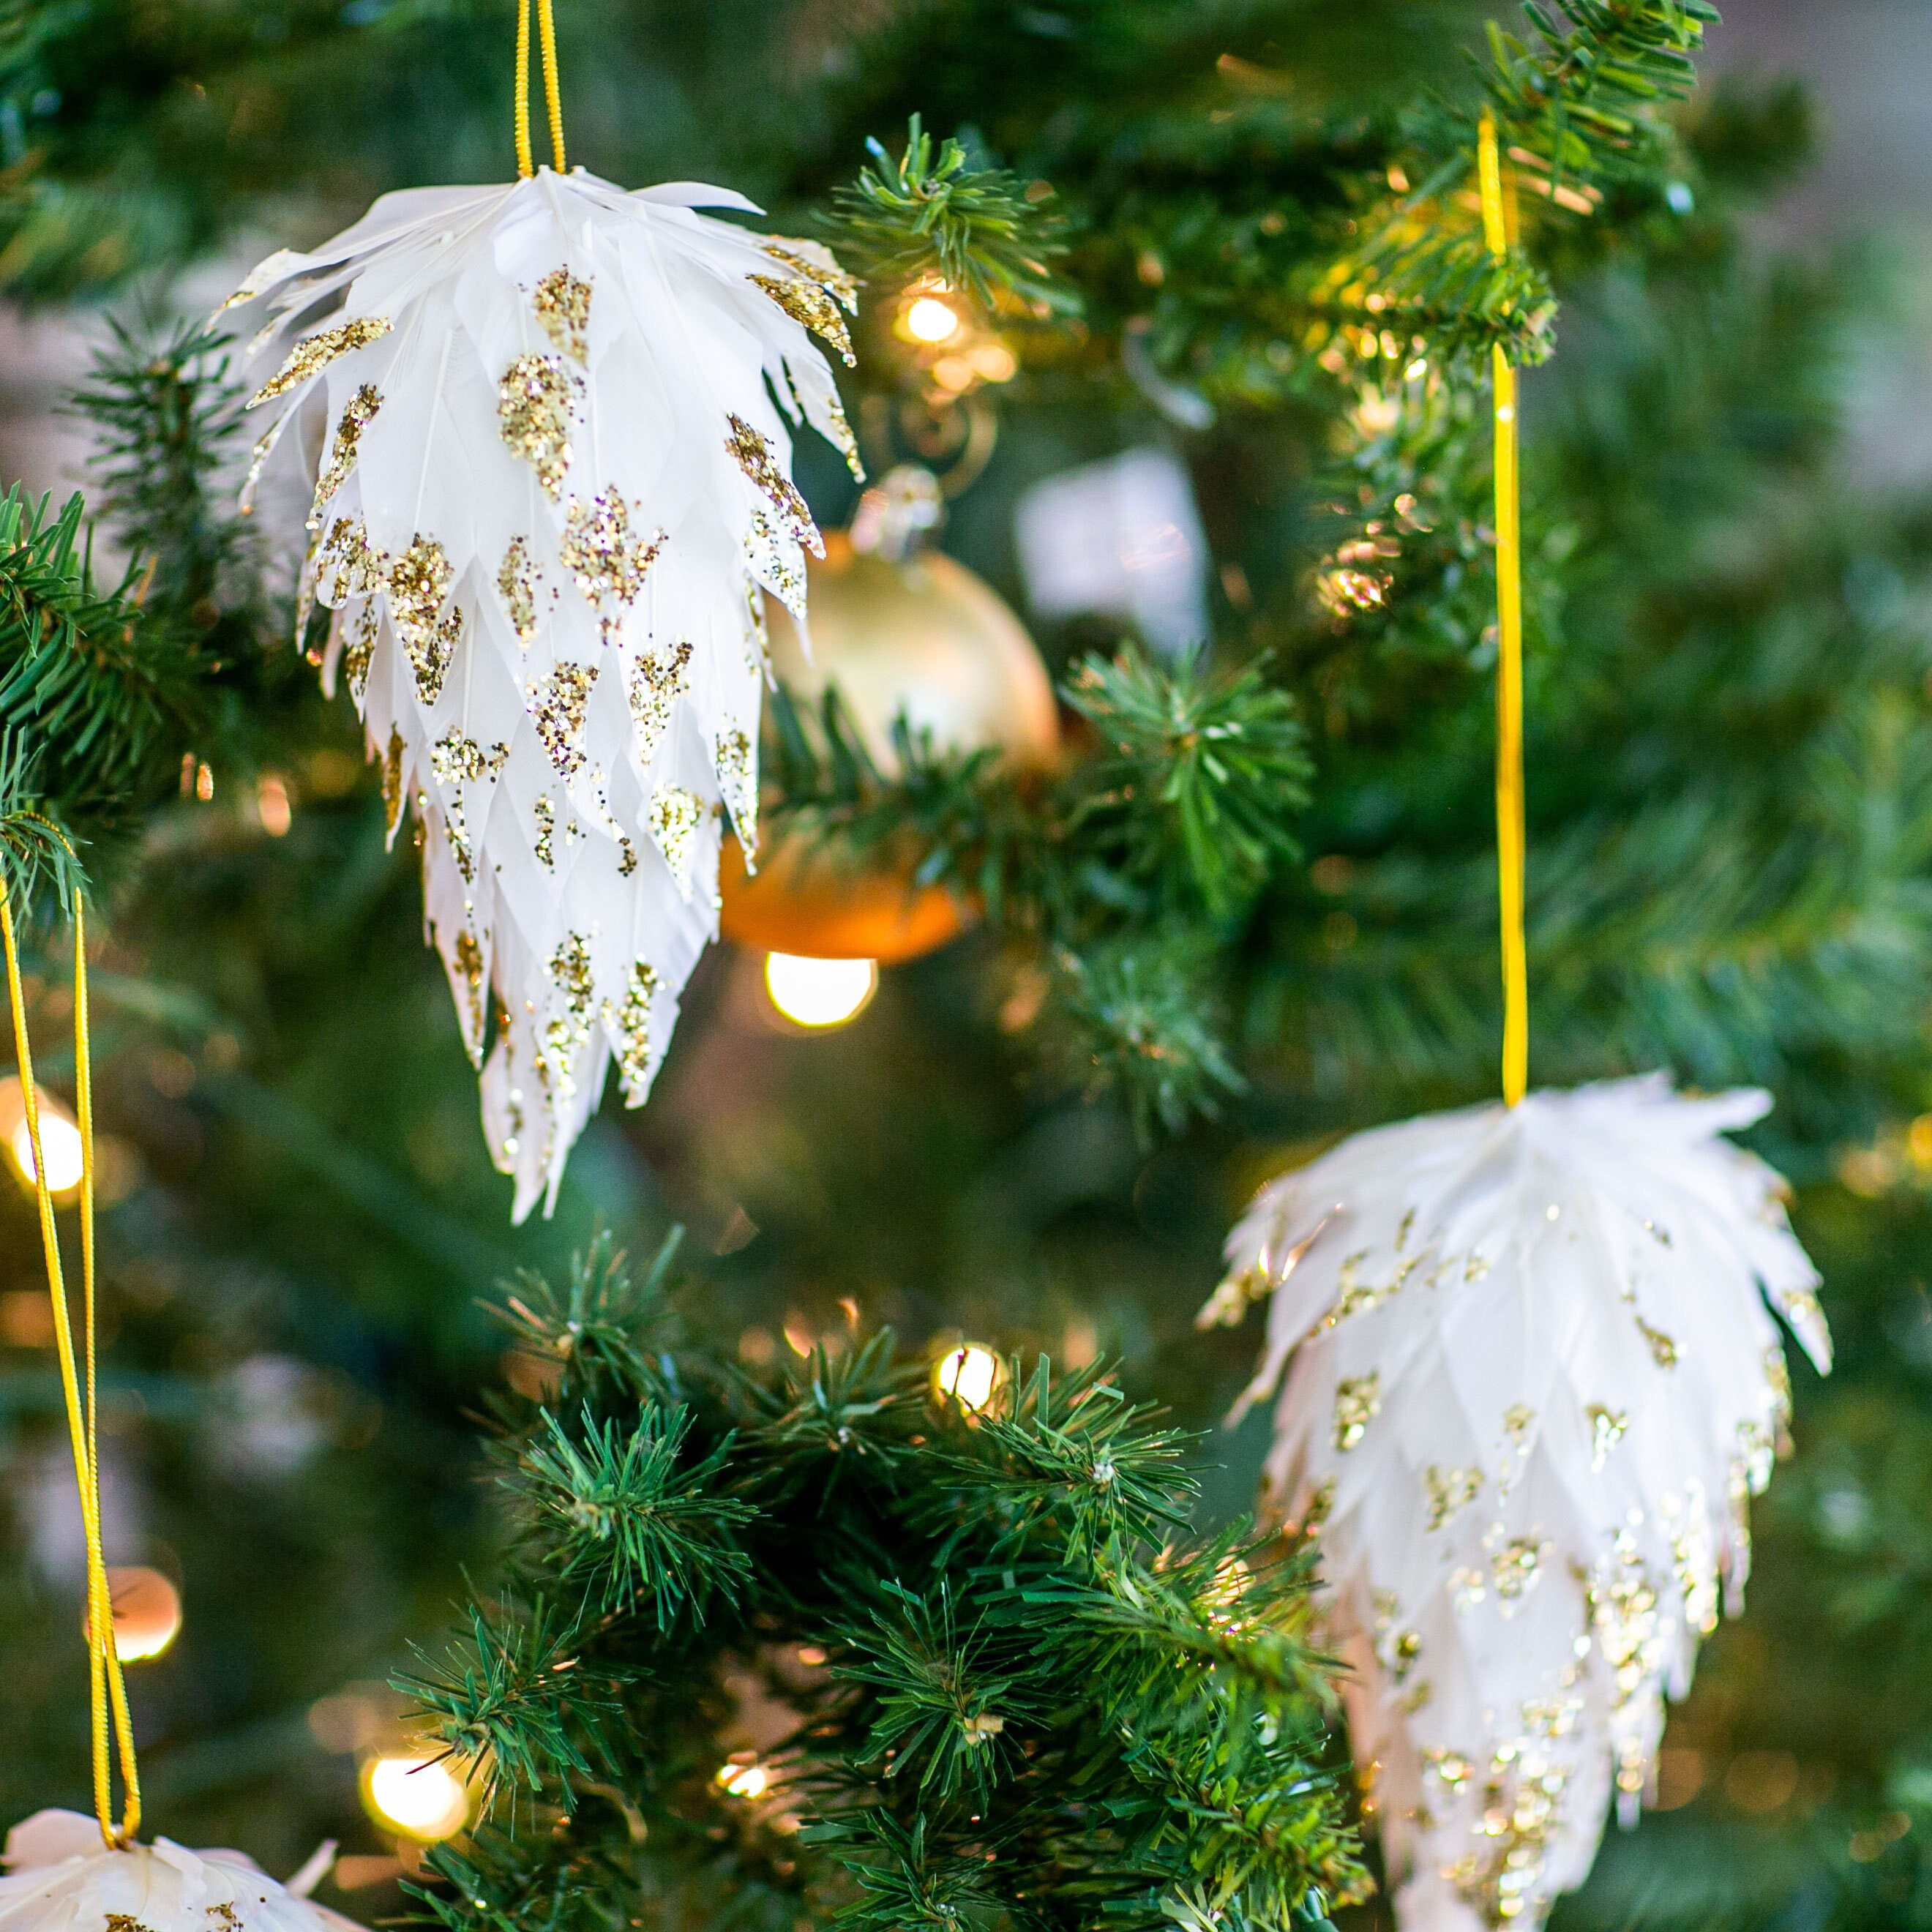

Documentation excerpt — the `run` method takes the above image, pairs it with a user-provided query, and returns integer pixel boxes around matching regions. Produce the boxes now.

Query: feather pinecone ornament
[1202,1074,1830,1932]
[220,170,861,1218]
[0,1811,360,1932]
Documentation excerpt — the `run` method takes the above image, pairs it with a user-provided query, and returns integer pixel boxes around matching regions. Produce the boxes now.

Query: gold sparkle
[604,959,660,1093]
[725,413,819,550]
[1425,1464,1483,1532]
[431,729,507,789]
[498,536,539,643]
[452,930,485,1056]
[380,727,405,836]
[750,272,856,367]
[310,383,382,531]
[247,315,392,409]
[629,640,692,755]
[528,662,599,780]
[1333,1371,1381,1451]
[1635,1314,1678,1370]
[389,536,462,703]
[533,795,557,869]
[1586,1404,1628,1472]
[542,931,596,1097]
[533,266,592,364]
[762,238,859,312]
[320,514,387,598]
[498,352,580,498]
[342,599,381,695]
[715,726,757,856]
[1490,1535,1545,1605]
[649,782,704,886]
[560,489,664,607]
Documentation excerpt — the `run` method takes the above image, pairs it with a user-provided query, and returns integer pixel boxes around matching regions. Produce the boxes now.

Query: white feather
[1207,1073,1829,1932]
[0,1811,363,1932]
[219,166,861,1219]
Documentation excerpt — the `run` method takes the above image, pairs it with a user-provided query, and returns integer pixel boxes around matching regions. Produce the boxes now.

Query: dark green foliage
[405,1238,1364,1932]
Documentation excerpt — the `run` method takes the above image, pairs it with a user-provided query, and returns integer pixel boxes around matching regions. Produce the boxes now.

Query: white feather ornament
[0,1811,359,1932]
[217,168,862,1218]
[1203,1074,1830,1932]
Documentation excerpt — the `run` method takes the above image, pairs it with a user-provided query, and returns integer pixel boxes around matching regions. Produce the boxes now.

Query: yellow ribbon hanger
[1478,111,1528,1109]
[1,831,141,1848]
[514,0,567,180]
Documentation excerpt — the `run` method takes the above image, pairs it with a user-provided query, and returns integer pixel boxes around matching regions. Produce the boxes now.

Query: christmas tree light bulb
[905,296,961,343]
[765,953,877,1028]
[0,1077,84,1197]
[935,1343,999,1412]
[716,1761,768,1798]
[362,1753,469,1842]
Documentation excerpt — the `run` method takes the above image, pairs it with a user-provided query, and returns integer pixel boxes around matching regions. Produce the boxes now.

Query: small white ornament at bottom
[0,1811,359,1932]
[1204,1074,1830,1932]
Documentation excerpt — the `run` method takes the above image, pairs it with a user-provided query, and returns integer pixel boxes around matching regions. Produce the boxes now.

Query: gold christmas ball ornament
[720,471,1059,964]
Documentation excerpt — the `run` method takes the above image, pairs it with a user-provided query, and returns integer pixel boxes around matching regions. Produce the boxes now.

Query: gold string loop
[1478,111,1529,1109]
[514,0,567,179]
[1,833,138,1847]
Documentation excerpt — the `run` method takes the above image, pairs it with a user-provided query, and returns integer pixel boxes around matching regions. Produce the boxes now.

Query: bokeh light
[363,1752,471,1841]
[0,1077,83,1197]
[905,296,961,343]
[765,953,877,1028]
[935,1343,1000,1412]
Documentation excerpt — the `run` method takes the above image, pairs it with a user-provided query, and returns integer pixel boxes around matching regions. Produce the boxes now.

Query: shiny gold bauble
[720,531,1058,963]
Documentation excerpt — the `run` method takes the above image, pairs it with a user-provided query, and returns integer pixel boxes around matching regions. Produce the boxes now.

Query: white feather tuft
[1207,1073,1829,1932]
[219,168,861,1218]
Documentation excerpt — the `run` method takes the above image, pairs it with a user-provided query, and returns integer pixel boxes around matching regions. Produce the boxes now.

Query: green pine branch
[828,113,1074,315]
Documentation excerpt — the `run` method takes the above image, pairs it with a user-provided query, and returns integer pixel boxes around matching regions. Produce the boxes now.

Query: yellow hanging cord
[1,845,140,1848]
[514,0,567,179]
[1478,111,1528,1109]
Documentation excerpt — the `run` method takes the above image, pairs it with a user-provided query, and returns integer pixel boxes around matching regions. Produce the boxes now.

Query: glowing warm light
[935,1343,1000,1413]
[82,1565,182,1662]
[0,1077,83,1197]
[905,296,961,344]
[364,1752,471,1841]
[717,1761,769,1799]
[257,773,293,836]
[765,952,877,1028]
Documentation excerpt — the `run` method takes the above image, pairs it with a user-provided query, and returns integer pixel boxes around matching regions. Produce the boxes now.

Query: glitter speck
[248,315,392,409]
[1333,1371,1381,1451]
[533,266,593,364]
[498,352,581,499]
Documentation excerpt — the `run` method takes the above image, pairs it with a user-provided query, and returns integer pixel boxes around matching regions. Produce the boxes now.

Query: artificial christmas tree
[4,3,1928,1930]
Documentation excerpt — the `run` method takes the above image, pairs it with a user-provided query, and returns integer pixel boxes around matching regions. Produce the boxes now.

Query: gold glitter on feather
[560,489,665,607]
[604,960,660,1093]
[1333,1372,1381,1451]
[342,599,381,694]
[498,537,539,643]
[750,272,855,367]
[534,268,592,364]
[310,383,382,530]
[248,315,392,409]
[649,782,704,886]
[528,662,599,780]
[762,238,859,312]
[389,536,463,703]
[380,727,405,836]
[725,414,820,550]
[498,352,581,499]
[452,931,485,1058]
[628,640,692,755]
